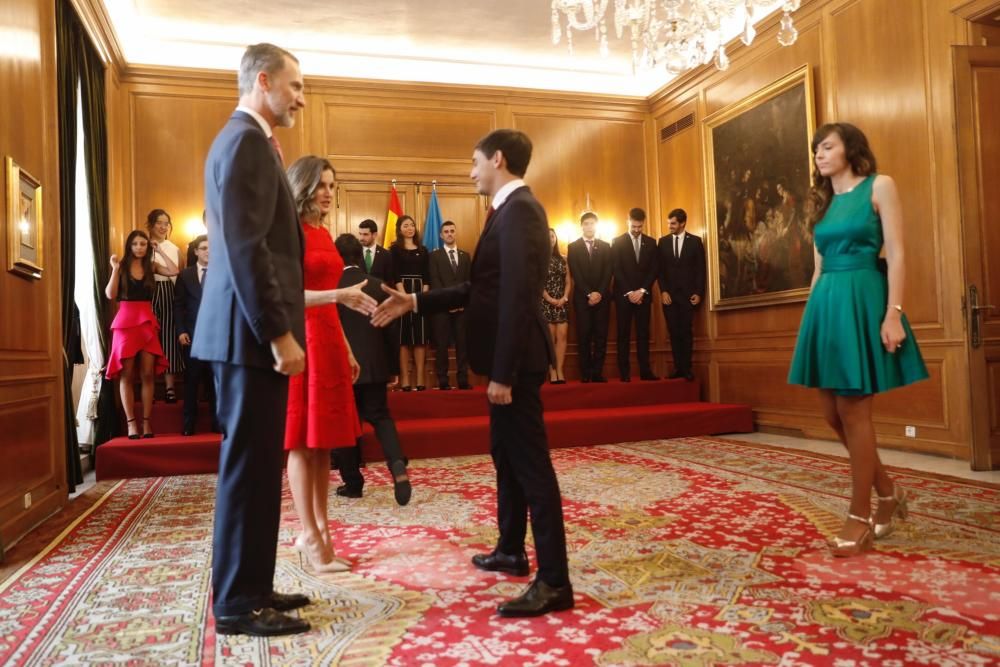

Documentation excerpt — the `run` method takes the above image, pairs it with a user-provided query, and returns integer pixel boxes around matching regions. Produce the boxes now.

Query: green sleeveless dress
[788,174,928,396]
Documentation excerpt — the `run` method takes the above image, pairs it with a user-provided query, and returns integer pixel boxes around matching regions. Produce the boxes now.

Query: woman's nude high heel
[829,513,875,557]
[294,535,350,574]
[873,486,909,539]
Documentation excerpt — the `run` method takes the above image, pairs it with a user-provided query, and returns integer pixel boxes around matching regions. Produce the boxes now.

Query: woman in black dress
[390,215,430,390]
[541,228,571,383]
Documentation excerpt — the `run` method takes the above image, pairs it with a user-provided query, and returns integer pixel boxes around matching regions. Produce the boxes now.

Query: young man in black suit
[374,129,572,618]
[358,218,393,284]
[566,212,612,382]
[330,233,411,506]
[192,43,374,637]
[428,220,472,390]
[611,208,659,382]
[656,208,706,381]
[173,235,218,435]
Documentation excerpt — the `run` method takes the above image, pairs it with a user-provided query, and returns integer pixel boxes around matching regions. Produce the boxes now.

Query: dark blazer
[417,186,554,385]
[612,232,659,296]
[173,264,205,338]
[338,266,400,384]
[566,236,613,299]
[363,243,393,284]
[657,232,706,298]
[428,246,471,289]
[192,111,304,368]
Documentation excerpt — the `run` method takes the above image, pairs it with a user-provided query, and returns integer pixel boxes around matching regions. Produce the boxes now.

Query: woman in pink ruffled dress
[105,229,178,438]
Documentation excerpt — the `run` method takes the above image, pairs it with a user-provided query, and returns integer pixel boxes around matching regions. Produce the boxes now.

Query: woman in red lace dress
[284,156,373,573]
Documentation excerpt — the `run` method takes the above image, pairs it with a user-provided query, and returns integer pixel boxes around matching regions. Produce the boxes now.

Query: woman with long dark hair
[390,215,430,390]
[146,209,183,403]
[542,228,571,383]
[283,155,374,574]
[788,123,927,557]
[105,229,178,438]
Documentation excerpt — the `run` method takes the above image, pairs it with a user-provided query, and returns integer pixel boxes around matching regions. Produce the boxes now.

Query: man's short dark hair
[580,211,598,225]
[441,220,456,230]
[668,208,688,224]
[475,129,532,178]
[629,208,646,222]
[193,234,208,248]
[358,218,378,234]
[335,233,364,267]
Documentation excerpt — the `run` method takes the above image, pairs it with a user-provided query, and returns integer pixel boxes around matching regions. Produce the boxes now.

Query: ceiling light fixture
[553,0,802,75]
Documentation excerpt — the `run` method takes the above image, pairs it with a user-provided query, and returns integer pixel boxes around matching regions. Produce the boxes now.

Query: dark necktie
[269,135,284,165]
[633,235,641,262]
[586,239,593,258]
[483,206,496,235]
[365,248,373,272]
[199,266,206,284]
[674,235,679,259]
[449,248,458,273]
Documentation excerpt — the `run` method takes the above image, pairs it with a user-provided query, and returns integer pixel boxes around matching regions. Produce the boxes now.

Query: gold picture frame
[702,64,816,310]
[5,156,43,280]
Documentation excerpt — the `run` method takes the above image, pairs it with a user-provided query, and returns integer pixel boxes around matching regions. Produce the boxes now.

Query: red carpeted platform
[96,380,753,480]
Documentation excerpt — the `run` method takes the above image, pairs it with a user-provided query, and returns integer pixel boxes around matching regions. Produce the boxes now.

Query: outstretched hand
[371,283,415,327]
[337,280,377,315]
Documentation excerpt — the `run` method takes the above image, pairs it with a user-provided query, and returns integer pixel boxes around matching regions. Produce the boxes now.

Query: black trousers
[573,293,610,380]
[332,382,406,490]
[489,372,569,587]
[614,295,653,379]
[210,362,288,617]
[181,345,215,432]
[432,310,468,386]
[663,300,695,374]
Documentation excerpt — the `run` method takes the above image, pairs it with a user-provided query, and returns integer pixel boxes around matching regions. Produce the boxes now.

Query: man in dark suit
[656,208,706,381]
[191,43,312,637]
[566,212,612,382]
[358,218,393,284]
[173,235,219,435]
[611,208,659,382]
[428,220,472,390]
[330,233,411,506]
[373,129,572,618]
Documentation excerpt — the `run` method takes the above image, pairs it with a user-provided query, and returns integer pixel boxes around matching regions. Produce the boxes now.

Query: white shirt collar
[445,243,457,251]
[674,230,687,240]
[235,105,272,138]
[490,179,526,209]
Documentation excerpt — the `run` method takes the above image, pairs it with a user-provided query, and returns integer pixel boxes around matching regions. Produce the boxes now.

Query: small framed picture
[6,156,43,280]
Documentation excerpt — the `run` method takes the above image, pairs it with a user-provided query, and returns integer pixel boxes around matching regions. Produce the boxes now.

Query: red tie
[483,205,496,234]
[269,135,285,165]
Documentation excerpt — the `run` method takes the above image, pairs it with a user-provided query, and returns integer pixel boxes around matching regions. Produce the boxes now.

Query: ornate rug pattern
[1,437,998,666]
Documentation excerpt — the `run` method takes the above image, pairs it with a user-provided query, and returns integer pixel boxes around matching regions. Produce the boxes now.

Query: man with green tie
[358,218,393,284]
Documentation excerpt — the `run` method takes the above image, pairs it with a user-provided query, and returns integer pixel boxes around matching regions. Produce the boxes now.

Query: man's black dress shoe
[497,579,574,617]
[580,377,591,384]
[591,376,608,383]
[270,592,311,611]
[336,485,363,498]
[640,373,659,381]
[438,383,452,390]
[458,383,473,390]
[215,608,310,636]
[620,376,631,383]
[667,371,683,379]
[182,427,194,436]
[684,372,695,381]
[472,550,530,576]
[391,459,411,506]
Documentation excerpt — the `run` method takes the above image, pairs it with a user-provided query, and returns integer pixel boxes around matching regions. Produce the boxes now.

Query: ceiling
[100,0,784,96]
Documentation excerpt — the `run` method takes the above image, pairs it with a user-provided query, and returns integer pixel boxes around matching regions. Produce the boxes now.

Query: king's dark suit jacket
[566,237,613,299]
[338,266,400,384]
[173,265,204,339]
[363,244,394,285]
[417,186,553,385]
[428,246,472,289]
[191,111,304,366]
[611,232,659,297]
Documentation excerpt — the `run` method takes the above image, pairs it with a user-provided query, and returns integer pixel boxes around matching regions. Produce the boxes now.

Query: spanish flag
[383,183,403,247]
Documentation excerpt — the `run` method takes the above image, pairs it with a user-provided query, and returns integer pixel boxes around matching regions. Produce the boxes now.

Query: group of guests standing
[543,207,706,384]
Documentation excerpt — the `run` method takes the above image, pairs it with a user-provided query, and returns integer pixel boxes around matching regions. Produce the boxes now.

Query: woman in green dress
[788,123,928,557]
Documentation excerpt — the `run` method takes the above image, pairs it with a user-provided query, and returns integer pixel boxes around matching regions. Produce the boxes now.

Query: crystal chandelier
[552,0,802,75]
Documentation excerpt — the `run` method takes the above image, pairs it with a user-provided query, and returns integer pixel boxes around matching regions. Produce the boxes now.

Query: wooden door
[954,46,1000,469]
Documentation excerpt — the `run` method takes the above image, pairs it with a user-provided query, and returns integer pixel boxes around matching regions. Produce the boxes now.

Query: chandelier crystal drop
[551,0,800,76]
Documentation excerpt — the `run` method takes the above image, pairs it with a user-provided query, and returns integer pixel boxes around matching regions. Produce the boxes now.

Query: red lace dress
[284,223,362,450]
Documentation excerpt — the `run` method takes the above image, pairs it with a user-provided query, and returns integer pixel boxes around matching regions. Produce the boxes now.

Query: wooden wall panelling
[0,0,67,547]
[414,185,484,254]
[335,181,416,245]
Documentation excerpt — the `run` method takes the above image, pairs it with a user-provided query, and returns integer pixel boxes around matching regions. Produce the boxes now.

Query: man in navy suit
[191,43,310,637]
[657,208,706,381]
[566,212,613,382]
[611,208,659,382]
[428,220,472,390]
[173,235,218,435]
[374,129,572,618]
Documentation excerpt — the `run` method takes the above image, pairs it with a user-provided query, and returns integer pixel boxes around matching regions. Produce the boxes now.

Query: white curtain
[72,81,103,445]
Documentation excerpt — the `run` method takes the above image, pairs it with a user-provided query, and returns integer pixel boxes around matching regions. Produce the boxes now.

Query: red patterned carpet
[3,437,999,666]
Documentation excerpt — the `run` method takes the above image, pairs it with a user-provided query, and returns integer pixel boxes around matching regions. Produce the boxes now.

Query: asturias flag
[383,183,403,247]
[423,187,443,252]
